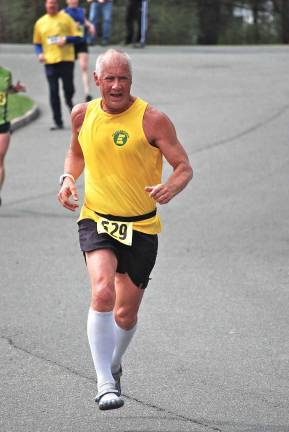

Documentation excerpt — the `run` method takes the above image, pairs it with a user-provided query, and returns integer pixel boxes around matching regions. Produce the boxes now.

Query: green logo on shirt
[112,130,129,146]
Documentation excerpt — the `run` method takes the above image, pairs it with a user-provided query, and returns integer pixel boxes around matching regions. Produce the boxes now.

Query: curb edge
[10,104,40,133]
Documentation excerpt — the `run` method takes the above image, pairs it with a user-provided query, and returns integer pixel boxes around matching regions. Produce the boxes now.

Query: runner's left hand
[144,184,172,204]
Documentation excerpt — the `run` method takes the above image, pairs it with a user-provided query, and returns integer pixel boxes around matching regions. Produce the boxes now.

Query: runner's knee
[91,277,115,311]
[114,306,137,330]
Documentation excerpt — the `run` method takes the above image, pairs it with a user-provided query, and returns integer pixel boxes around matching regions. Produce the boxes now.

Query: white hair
[95,49,132,76]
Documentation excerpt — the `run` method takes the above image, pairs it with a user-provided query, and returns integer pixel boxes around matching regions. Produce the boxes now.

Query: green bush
[220,17,279,45]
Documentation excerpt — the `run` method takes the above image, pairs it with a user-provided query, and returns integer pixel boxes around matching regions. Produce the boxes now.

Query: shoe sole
[99,398,124,410]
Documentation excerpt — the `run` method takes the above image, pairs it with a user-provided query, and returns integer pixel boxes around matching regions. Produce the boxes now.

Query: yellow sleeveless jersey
[78,97,163,234]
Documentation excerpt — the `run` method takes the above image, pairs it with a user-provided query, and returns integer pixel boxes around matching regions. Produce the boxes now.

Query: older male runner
[58,49,193,410]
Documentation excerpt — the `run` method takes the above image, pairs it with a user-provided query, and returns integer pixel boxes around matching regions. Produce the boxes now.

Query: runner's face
[66,0,78,7]
[46,0,59,15]
[95,59,132,114]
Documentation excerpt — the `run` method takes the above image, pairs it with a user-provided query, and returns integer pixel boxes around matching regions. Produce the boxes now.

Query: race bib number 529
[97,216,133,246]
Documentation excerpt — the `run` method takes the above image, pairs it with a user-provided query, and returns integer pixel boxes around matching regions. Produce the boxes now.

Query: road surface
[0,44,289,432]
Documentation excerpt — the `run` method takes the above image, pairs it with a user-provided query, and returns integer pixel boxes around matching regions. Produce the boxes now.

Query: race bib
[47,36,61,45]
[97,216,133,246]
[0,92,7,106]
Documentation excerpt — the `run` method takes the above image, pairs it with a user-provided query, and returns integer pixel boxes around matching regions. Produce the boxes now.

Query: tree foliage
[0,0,288,45]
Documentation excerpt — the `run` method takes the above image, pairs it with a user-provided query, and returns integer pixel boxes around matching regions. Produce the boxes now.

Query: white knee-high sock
[111,321,137,373]
[87,308,116,390]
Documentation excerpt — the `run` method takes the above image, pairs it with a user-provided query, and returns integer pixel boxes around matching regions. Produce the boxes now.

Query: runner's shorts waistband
[94,209,157,222]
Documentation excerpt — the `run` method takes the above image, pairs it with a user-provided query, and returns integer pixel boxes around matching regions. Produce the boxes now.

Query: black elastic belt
[95,209,157,222]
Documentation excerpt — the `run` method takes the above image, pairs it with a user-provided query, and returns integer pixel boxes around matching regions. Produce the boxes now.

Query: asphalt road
[0,44,289,432]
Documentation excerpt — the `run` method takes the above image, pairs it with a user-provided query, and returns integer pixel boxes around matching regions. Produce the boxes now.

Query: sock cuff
[89,308,113,317]
[114,320,137,335]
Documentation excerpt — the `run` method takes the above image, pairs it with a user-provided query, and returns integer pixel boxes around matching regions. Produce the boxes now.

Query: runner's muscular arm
[143,106,193,204]
[57,103,86,211]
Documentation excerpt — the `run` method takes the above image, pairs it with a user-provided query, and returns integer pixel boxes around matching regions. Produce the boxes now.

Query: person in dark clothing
[125,0,142,45]
[64,0,95,102]
[33,0,81,130]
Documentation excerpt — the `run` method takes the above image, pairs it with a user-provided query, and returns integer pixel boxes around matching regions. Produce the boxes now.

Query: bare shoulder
[71,102,88,133]
[144,104,173,126]
[143,104,176,146]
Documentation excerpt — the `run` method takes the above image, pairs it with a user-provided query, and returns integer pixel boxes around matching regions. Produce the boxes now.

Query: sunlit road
[1,44,289,432]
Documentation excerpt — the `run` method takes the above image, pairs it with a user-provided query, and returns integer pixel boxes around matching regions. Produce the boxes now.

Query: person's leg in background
[0,125,11,205]
[78,52,92,101]
[45,64,63,129]
[136,0,142,44]
[60,61,75,112]
[125,0,134,44]
[139,0,148,47]
[88,1,98,45]
[102,1,113,45]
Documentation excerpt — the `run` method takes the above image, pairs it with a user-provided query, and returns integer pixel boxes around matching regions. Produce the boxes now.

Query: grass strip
[8,93,34,122]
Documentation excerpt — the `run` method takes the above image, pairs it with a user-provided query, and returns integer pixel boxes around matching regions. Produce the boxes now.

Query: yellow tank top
[78,97,162,234]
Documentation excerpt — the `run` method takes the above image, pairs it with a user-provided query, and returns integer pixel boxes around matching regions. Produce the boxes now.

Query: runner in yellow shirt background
[33,0,81,130]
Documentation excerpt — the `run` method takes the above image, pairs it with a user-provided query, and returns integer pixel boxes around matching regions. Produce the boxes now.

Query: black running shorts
[75,42,88,57]
[78,218,158,289]
[0,122,11,134]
